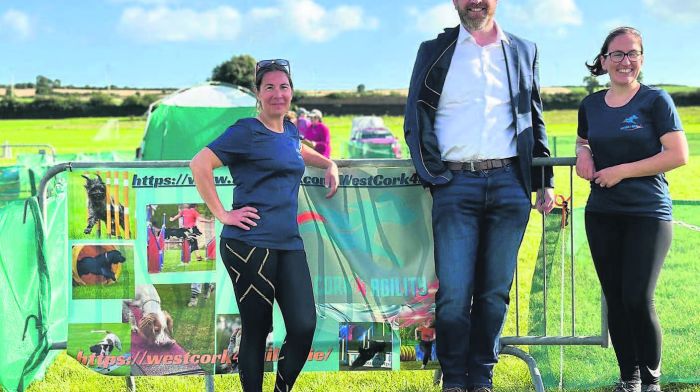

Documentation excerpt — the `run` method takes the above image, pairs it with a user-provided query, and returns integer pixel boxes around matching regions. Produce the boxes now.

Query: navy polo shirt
[578,85,684,220]
[208,118,305,250]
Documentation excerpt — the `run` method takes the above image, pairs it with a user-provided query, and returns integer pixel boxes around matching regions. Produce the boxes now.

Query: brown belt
[444,158,514,172]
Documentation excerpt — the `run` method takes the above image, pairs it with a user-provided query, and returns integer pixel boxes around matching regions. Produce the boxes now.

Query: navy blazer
[404,26,554,195]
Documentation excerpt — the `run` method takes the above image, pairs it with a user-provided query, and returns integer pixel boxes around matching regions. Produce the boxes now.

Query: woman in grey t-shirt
[575,27,688,392]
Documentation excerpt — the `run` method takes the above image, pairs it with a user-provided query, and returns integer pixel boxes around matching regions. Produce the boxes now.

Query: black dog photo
[72,244,134,300]
[68,170,136,240]
[339,322,394,371]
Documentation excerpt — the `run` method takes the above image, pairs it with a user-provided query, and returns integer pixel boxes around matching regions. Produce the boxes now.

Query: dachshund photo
[76,249,126,282]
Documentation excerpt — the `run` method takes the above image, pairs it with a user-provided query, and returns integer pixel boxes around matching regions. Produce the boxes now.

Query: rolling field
[2,108,699,391]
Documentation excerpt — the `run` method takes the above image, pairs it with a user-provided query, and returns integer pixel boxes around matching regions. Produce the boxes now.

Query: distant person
[286,110,298,126]
[190,59,339,392]
[169,204,212,262]
[576,27,688,392]
[414,319,436,370]
[297,107,311,134]
[304,109,331,158]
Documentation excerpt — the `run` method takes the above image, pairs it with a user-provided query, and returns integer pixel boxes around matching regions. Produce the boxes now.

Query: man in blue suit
[404,1,555,391]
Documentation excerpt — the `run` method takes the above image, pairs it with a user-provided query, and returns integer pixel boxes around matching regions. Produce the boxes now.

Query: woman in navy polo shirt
[575,27,688,392]
[190,59,339,392]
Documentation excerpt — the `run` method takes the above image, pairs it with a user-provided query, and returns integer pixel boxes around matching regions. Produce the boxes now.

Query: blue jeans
[431,164,531,389]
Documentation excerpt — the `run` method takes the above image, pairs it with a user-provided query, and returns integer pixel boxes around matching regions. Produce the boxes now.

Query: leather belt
[444,158,514,172]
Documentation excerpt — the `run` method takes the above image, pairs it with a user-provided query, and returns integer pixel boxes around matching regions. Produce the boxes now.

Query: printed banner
[65,165,438,376]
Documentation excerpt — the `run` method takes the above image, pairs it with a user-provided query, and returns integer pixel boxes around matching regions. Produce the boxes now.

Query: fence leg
[126,376,136,392]
[205,374,215,392]
[432,368,442,386]
[500,345,544,392]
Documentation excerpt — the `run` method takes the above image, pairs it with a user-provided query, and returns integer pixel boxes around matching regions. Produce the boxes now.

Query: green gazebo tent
[138,82,257,160]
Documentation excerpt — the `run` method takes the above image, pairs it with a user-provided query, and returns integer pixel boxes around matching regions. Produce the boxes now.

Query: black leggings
[420,340,433,366]
[585,212,671,385]
[221,238,316,392]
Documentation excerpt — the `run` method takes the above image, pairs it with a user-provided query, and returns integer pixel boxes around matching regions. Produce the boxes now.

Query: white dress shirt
[435,22,517,162]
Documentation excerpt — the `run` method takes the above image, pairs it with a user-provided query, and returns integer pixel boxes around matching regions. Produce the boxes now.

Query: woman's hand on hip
[220,206,260,230]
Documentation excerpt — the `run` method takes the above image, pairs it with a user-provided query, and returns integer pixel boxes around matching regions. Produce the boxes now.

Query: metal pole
[501,345,545,392]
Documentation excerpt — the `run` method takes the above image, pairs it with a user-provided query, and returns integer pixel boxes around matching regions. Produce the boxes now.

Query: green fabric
[141,105,256,160]
[0,198,51,392]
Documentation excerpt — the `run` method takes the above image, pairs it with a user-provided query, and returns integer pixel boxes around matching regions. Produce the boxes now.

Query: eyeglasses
[603,50,643,63]
[255,59,291,77]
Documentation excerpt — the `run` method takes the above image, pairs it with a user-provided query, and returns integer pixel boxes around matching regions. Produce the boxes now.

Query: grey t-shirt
[577,85,683,220]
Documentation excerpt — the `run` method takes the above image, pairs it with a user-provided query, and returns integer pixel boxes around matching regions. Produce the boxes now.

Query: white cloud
[504,0,582,34]
[249,7,280,21]
[118,1,377,43]
[643,0,700,23]
[1,9,32,39]
[278,0,379,42]
[118,6,241,42]
[407,3,459,35]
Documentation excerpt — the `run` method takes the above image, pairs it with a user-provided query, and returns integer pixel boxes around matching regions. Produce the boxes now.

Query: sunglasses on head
[255,59,291,77]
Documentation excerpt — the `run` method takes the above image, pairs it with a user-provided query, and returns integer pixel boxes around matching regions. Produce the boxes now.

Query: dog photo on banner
[71,244,134,300]
[145,203,216,274]
[67,322,131,376]
[68,170,136,240]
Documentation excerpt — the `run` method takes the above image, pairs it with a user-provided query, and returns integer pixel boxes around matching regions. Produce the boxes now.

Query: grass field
[158,249,216,273]
[2,108,699,391]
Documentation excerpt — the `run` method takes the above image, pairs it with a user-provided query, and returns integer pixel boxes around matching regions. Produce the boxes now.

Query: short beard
[457,6,492,32]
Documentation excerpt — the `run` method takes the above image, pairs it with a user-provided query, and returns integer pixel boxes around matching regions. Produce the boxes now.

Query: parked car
[346,116,402,159]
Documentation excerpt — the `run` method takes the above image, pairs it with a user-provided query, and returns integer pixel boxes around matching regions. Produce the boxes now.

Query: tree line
[2,55,698,118]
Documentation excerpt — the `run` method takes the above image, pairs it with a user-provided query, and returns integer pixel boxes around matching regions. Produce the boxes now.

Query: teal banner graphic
[65,166,436,376]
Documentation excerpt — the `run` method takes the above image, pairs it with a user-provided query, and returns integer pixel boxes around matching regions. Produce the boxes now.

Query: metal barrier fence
[38,157,605,392]
[1,142,56,160]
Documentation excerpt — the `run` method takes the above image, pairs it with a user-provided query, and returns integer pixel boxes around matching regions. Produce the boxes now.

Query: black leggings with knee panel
[585,212,671,385]
[221,238,316,392]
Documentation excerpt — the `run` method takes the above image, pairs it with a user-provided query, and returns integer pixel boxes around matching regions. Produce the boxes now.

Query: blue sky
[1,0,699,90]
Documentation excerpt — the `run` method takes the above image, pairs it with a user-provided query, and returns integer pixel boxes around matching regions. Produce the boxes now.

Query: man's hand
[535,188,555,214]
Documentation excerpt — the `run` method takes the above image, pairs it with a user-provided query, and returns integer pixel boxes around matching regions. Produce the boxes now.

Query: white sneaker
[187,297,198,307]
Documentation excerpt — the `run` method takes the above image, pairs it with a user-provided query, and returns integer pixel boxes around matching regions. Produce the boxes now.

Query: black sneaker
[442,387,466,392]
[614,380,641,392]
[642,384,661,392]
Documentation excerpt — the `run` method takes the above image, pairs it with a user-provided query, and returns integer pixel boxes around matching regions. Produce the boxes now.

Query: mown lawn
[2,108,699,391]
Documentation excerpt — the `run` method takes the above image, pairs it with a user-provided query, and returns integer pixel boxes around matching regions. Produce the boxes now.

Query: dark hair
[254,63,294,92]
[586,27,643,76]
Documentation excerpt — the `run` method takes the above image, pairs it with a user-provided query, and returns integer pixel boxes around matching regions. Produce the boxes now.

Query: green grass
[527,207,700,388]
[3,110,699,391]
[0,117,144,155]
[158,249,215,273]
